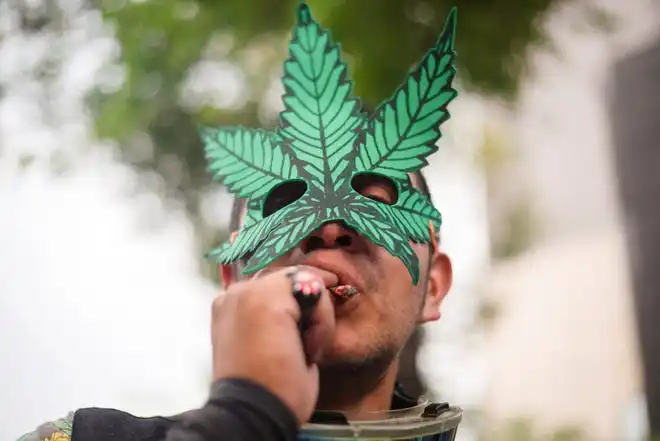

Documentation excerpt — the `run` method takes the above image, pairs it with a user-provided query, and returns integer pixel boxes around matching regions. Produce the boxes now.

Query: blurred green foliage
[491,199,537,259]
[91,0,597,229]
[477,124,538,260]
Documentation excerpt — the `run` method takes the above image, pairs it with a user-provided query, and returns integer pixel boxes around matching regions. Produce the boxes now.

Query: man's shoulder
[17,412,74,441]
[17,408,183,441]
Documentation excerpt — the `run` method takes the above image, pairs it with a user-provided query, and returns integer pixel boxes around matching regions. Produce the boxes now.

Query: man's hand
[211,266,337,425]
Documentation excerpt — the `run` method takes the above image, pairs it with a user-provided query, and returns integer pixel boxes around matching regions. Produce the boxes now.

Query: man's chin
[322,325,371,363]
[317,342,397,389]
[318,350,367,368]
[319,332,396,369]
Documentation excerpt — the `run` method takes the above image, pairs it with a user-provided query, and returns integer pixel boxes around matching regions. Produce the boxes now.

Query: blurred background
[1,0,659,440]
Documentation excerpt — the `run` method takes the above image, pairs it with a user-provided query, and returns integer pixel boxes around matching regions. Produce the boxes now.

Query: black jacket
[21,379,420,441]
[71,379,297,441]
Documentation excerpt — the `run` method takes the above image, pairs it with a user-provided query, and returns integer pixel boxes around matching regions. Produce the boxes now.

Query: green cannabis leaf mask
[201,2,458,285]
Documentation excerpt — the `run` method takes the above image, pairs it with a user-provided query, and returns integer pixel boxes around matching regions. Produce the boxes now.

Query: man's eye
[362,192,390,204]
[262,181,307,217]
[351,173,398,205]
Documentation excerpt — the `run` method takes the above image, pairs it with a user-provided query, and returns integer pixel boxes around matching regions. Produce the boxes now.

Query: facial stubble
[315,256,432,410]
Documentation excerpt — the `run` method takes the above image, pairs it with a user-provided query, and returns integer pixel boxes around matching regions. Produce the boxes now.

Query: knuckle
[226,282,248,299]
[212,293,227,317]
[213,285,242,313]
[241,289,262,312]
[231,281,269,313]
[215,271,297,319]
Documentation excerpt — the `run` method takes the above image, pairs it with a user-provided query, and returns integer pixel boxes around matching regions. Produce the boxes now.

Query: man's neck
[315,361,399,420]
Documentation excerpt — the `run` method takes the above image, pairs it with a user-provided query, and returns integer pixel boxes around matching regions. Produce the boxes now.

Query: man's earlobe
[420,251,452,322]
[220,264,234,290]
[219,230,241,290]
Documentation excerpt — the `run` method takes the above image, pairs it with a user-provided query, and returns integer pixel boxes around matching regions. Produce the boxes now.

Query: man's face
[223,173,452,369]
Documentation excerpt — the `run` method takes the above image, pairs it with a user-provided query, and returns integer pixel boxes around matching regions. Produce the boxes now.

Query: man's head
[203,1,458,409]
[221,170,452,389]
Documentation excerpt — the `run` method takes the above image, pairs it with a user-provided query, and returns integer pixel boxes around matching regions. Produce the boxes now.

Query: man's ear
[220,230,241,290]
[220,264,235,290]
[420,251,453,322]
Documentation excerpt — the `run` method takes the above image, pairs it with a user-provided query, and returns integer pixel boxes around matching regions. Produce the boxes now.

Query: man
[217,170,452,419]
[17,2,460,441]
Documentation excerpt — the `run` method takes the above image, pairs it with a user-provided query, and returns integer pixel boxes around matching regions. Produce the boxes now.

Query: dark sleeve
[165,378,299,441]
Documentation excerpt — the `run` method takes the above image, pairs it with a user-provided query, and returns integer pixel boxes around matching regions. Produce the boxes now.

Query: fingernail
[291,269,323,298]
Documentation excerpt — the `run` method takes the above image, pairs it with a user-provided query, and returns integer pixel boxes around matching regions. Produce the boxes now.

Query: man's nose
[301,221,359,253]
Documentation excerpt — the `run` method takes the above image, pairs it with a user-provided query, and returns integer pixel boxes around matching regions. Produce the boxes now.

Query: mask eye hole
[262,180,307,217]
[351,173,398,205]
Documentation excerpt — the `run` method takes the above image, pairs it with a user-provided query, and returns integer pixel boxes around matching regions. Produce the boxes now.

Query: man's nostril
[304,234,353,253]
[306,236,325,252]
[336,235,352,247]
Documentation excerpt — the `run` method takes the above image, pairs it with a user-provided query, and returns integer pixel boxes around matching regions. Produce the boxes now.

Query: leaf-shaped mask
[202,2,458,285]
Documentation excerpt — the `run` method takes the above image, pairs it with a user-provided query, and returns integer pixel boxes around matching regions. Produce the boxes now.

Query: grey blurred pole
[610,38,660,436]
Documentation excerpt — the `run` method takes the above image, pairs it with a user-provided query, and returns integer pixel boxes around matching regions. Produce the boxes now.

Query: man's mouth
[302,252,365,298]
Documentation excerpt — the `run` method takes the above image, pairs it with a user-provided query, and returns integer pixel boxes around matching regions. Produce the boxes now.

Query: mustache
[294,251,379,291]
[238,222,382,289]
